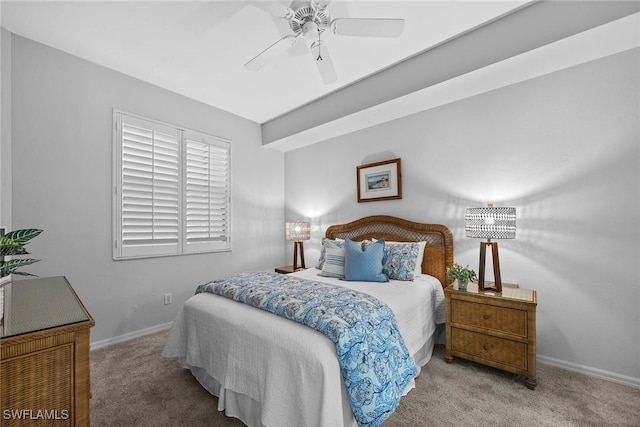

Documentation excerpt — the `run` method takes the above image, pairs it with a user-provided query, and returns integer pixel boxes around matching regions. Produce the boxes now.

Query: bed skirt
[178,331,436,427]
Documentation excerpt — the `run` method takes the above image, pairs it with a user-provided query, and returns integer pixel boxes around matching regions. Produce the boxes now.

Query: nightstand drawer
[451,299,527,337]
[451,328,527,370]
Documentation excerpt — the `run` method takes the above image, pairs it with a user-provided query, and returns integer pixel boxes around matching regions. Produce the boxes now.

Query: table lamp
[285,221,310,271]
[465,204,516,292]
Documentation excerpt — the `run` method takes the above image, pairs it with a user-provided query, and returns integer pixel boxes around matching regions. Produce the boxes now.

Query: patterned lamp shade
[285,221,311,241]
[465,206,516,240]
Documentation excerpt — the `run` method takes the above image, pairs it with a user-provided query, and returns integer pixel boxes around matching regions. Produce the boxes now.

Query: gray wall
[285,49,640,383]
[8,35,285,343]
[1,28,11,230]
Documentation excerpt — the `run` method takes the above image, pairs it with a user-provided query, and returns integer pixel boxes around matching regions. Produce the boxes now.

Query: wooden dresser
[445,282,537,389]
[1,276,95,426]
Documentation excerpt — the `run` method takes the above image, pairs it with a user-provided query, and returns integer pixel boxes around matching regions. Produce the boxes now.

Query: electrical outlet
[164,293,172,305]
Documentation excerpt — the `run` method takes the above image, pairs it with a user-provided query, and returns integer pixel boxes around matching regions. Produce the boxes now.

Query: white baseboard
[538,355,640,389]
[90,321,173,351]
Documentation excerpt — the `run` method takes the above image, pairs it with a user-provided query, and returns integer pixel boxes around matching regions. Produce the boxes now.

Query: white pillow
[413,241,427,277]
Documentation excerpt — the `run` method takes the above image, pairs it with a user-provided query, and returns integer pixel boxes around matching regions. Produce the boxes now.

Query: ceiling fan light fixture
[302,21,319,40]
[290,5,330,35]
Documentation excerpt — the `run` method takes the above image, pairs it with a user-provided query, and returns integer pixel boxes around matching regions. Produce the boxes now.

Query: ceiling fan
[244,0,405,84]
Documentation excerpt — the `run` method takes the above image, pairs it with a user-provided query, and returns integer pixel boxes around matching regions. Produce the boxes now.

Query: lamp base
[478,241,502,293]
[292,241,306,271]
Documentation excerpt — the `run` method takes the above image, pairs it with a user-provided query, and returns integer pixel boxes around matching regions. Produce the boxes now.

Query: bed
[162,215,454,427]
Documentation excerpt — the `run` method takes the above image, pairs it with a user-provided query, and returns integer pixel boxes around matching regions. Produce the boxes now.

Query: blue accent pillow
[344,238,388,282]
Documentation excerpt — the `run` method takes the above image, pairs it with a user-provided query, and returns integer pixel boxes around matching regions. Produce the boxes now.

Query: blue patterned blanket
[196,271,417,427]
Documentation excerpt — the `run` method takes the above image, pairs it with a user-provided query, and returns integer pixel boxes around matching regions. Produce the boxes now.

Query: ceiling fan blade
[331,18,405,38]
[246,0,294,19]
[245,35,298,71]
[289,39,309,57]
[310,41,337,85]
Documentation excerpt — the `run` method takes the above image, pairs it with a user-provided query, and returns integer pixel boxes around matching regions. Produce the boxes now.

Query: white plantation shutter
[114,112,231,259]
[185,130,230,253]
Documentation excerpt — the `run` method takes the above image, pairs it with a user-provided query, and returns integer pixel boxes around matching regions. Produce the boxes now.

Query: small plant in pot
[446,262,477,291]
[0,228,43,284]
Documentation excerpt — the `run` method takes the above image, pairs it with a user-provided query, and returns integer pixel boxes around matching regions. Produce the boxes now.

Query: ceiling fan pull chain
[316,29,323,61]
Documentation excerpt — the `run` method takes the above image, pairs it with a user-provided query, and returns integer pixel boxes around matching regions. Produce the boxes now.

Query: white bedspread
[161,269,445,427]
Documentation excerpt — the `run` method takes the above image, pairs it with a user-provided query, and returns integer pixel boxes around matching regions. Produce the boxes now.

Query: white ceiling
[1,0,530,123]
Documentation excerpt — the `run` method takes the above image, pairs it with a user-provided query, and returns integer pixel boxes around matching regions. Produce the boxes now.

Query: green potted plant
[446,262,477,291]
[0,228,43,284]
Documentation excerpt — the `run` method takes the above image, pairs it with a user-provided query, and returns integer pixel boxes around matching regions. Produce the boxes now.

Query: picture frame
[356,158,402,203]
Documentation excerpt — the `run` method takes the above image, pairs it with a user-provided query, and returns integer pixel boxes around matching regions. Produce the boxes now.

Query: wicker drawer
[445,284,537,389]
[451,327,527,370]
[451,299,527,337]
[1,344,73,427]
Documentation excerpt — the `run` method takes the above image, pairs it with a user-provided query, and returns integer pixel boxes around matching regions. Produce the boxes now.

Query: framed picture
[356,158,402,203]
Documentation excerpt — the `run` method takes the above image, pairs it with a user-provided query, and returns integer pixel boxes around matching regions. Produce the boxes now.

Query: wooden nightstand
[445,282,537,389]
[274,265,306,274]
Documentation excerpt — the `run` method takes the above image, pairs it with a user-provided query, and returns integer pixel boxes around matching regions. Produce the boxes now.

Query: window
[113,111,230,259]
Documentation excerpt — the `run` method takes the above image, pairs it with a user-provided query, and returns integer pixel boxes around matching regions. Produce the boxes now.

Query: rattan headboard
[324,215,454,287]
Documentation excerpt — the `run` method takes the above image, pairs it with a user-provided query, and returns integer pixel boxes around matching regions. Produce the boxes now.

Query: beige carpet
[90,330,640,426]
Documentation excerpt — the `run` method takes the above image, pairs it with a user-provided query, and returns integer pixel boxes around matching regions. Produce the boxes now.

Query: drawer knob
[483,314,490,320]
[483,344,490,351]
